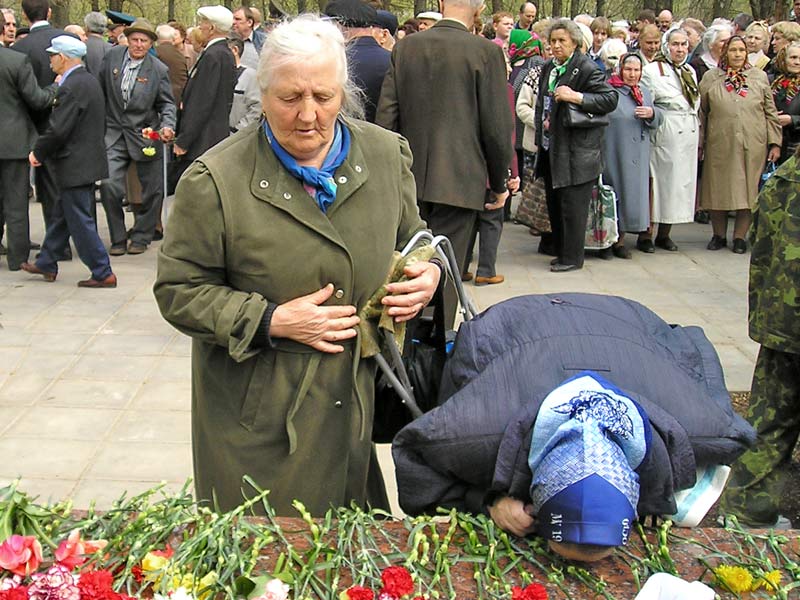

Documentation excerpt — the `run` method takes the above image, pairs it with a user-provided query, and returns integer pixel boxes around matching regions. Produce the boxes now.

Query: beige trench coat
[699,68,782,211]
[154,120,426,515]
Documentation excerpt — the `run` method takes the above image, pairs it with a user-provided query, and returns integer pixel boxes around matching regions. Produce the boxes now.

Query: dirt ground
[702,392,800,527]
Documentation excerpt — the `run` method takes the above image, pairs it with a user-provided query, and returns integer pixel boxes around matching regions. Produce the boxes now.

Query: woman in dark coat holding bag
[535,19,618,272]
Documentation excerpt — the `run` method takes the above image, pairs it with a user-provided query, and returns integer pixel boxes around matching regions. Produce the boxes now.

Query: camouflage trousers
[719,346,800,525]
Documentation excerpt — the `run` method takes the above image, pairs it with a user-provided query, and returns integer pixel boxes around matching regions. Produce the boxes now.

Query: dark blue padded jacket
[392,293,756,517]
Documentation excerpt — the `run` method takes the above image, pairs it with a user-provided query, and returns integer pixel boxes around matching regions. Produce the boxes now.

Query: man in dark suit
[83,11,111,77]
[12,0,72,242]
[376,0,513,324]
[324,0,390,124]
[98,18,176,256]
[21,36,116,288]
[0,44,55,270]
[173,5,235,179]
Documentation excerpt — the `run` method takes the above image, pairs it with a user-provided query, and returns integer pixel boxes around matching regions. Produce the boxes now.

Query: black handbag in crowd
[563,102,609,128]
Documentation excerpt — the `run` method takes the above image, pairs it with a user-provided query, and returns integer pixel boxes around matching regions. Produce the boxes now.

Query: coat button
[334,289,344,299]
[283,192,291,200]
[334,400,342,407]
[354,165,362,173]
[259,180,269,188]
[338,176,347,184]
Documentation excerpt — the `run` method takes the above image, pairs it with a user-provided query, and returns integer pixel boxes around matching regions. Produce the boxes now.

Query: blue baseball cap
[46,35,87,58]
[529,372,651,547]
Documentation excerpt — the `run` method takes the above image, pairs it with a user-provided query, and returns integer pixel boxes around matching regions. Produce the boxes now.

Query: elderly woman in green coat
[154,15,440,516]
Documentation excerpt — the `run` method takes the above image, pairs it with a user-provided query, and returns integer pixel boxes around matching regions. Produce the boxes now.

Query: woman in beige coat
[154,16,439,516]
[699,35,781,254]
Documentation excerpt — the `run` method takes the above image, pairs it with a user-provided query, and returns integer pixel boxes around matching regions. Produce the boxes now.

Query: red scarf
[608,74,644,106]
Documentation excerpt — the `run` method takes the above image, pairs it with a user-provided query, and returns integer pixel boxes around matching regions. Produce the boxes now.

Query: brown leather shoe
[77,273,117,288]
[475,274,505,285]
[127,242,147,255]
[461,271,474,282]
[20,262,57,281]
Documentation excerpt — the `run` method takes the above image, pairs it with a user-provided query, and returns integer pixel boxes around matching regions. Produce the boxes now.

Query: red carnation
[148,131,161,141]
[782,79,791,88]
[130,566,143,583]
[78,569,119,600]
[380,566,413,598]
[345,586,374,600]
[0,586,28,600]
[511,583,548,600]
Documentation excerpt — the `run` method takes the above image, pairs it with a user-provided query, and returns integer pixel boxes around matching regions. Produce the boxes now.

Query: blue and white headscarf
[529,372,651,547]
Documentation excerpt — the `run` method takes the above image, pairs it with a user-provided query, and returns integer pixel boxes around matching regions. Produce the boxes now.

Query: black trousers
[418,200,478,328]
[0,159,32,270]
[541,154,594,268]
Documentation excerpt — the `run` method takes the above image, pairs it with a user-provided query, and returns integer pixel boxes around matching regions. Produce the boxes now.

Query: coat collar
[432,18,470,32]
[249,119,371,249]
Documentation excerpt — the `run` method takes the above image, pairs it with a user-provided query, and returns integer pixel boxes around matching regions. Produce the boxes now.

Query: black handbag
[563,102,609,128]
[372,290,447,444]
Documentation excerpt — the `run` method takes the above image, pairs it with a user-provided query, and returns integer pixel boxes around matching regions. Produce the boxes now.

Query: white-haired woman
[689,22,732,84]
[155,15,439,516]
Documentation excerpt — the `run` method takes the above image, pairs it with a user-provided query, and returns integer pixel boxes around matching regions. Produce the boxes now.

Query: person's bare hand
[382,261,440,323]
[634,106,654,120]
[28,152,41,167]
[173,143,187,156]
[554,85,582,104]
[507,176,520,194]
[488,496,536,537]
[485,189,510,211]
[778,112,792,127]
[270,284,360,353]
[160,127,175,142]
[767,145,781,163]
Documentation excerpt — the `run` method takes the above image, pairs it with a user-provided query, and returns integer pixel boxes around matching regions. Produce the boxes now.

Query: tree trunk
[317,0,328,12]
[569,0,579,18]
[107,0,123,12]
[661,0,673,11]
[91,0,99,11]
[642,0,657,11]
[595,0,605,19]
[50,0,70,27]
[413,0,426,17]
[492,0,502,12]
[552,0,562,18]
[167,0,175,21]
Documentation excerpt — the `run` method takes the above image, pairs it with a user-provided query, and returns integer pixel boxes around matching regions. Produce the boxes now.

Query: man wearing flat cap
[22,35,116,288]
[172,5,235,182]
[325,0,390,123]
[98,18,176,256]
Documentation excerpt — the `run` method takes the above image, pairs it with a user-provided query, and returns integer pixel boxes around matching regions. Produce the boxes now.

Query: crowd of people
[2,0,800,550]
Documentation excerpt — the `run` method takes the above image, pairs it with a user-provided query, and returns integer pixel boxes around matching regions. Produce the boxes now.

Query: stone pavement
[0,202,757,513]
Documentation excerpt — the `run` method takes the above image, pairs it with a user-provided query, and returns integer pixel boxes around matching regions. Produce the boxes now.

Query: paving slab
[0,201,756,510]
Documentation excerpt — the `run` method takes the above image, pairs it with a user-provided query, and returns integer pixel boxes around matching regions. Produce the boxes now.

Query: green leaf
[232,575,255,598]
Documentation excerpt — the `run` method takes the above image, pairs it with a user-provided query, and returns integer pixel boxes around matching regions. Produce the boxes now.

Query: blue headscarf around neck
[263,118,351,213]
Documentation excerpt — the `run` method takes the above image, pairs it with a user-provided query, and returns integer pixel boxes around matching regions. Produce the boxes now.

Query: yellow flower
[715,565,754,594]
[142,552,170,573]
[752,569,782,593]
[142,147,156,157]
[196,572,218,600]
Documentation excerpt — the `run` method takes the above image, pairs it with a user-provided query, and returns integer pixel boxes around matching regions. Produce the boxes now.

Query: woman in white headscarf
[640,28,700,252]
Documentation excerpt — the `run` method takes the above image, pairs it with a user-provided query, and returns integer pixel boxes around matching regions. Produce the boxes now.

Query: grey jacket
[99,45,177,161]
